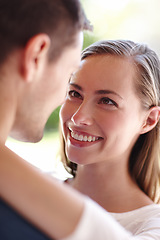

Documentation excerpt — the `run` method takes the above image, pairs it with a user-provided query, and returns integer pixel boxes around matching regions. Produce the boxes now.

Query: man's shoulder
[0,198,52,240]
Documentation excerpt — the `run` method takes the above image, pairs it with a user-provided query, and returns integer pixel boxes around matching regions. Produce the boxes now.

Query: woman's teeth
[71,131,98,142]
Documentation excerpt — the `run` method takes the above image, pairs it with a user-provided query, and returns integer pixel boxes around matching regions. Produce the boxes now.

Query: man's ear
[21,34,51,82]
[140,106,160,134]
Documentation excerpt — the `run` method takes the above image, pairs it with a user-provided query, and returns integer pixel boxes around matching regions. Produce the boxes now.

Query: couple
[1,1,160,240]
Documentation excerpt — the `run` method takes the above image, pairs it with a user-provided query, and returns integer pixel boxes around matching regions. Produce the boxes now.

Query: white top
[62,197,160,240]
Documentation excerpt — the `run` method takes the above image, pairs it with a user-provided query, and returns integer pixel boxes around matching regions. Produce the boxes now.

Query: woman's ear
[21,33,51,82]
[140,106,160,134]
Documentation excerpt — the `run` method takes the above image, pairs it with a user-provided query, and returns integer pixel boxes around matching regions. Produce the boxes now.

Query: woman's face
[60,55,147,166]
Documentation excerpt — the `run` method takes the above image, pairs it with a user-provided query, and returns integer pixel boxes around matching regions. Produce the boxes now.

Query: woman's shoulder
[111,203,160,217]
[110,204,160,235]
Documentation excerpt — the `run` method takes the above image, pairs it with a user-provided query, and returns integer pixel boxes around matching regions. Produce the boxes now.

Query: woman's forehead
[73,55,135,85]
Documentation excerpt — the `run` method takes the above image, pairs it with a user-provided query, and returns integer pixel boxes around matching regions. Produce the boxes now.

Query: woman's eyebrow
[69,83,123,100]
[95,89,123,100]
[69,83,83,91]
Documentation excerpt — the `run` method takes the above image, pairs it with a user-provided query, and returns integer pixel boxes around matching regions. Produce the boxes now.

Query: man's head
[0,0,91,142]
[0,0,90,63]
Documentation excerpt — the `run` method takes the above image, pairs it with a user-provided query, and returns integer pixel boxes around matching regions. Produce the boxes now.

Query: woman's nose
[71,103,93,126]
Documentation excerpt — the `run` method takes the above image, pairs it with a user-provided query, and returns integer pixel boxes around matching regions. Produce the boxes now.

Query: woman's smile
[67,127,103,147]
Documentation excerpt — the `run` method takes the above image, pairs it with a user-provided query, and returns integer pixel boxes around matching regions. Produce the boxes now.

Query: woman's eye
[98,97,118,107]
[68,90,82,99]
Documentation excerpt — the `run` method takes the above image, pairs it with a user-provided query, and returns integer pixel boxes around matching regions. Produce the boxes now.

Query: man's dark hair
[0,0,91,63]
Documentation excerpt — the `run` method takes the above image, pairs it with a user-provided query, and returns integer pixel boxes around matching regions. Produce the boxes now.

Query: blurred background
[6,0,160,179]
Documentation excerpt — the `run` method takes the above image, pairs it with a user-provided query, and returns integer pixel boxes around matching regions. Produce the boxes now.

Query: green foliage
[83,31,98,50]
[45,106,61,131]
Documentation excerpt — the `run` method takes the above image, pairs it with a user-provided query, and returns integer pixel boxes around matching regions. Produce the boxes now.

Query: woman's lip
[67,128,103,147]
[68,127,102,139]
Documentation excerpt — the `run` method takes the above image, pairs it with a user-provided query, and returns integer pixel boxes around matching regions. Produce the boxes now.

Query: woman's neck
[68,161,153,213]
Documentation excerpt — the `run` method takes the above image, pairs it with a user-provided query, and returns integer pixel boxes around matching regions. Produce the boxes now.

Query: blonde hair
[61,40,160,203]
